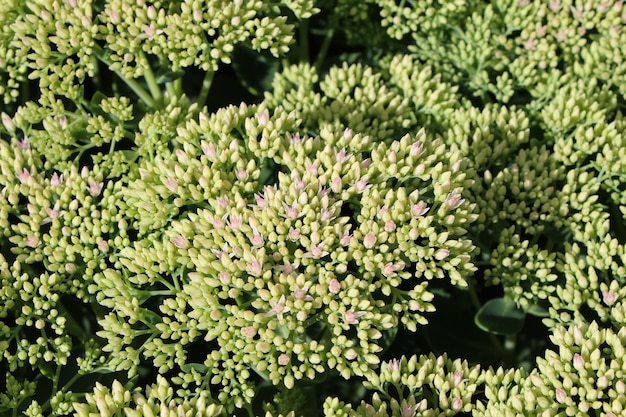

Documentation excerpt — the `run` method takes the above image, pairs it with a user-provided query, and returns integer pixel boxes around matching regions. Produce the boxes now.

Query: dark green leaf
[526,303,549,317]
[181,363,208,373]
[231,46,281,96]
[155,67,185,84]
[90,366,117,374]
[475,297,525,336]
[259,157,279,186]
[422,287,502,365]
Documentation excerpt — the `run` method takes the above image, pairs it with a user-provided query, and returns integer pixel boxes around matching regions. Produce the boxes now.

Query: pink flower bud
[88,181,104,196]
[411,201,429,217]
[355,178,370,193]
[384,220,396,232]
[217,196,229,209]
[17,168,34,184]
[452,397,463,411]
[288,227,300,241]
[388,358,400,372]
[247,256,263,276]
[410,141,424,157]
[602,290,618,306]
[343,310,365,325]
[236,167,248,181]
[345,349,358,360]
[452,370,464,386]
[363,232,377,249]
[165,178,178,193]
[573,353,584,370]
[555,388,566,403]
[97,240,109,252]
[242,326,255,337]
[445,191,465,209]
[109,10,120,24]
[257,110,269,126]
[50,172,63,186]
[171,235,189,249]
[219,271,230,284]
[17,137,29,150]
[25,235,39,248]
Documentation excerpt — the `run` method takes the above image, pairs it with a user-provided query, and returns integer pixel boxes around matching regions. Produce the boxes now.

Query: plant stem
[122,77,156,108]
[466,278,506,355]
[314,27,335,72]
[52,363,62,394]
[93,44,155,108]
[138,51,163,107]
[196,69,215,110]
[245,402,255,417]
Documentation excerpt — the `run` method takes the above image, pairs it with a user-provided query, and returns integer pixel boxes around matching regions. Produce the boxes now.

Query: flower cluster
[73,377,223,417]
[476,322,626,417]
[93,101,476,411]
[0,0,317,107]
[322,354,483,416]
[1,0,626,415]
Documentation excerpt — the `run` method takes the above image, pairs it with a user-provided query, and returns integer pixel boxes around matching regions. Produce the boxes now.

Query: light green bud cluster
[0,116,135,416]
[73,377,223,417]
[323,353,482,416]
[87,83,476,411]
[547,234,626,329]
[476,322,626,417]
[329,0,626,106]
[0,0,317,106]
[3,0,98,103]
[1,0,625,415]
[325,0,473,50]
[265,55,462,141]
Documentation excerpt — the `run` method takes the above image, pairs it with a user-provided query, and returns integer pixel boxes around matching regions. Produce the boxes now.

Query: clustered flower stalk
[1,0,626,416]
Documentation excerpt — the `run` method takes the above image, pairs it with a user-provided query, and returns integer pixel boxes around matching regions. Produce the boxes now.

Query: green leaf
[180,363,208,373]
[526,303,549,317]
[155,67,185,84]
[422,287,502,366]
[38,362,56,380]
[259,157,279,186]
[91,366,118,374]
[231,46,280,96]
[475,297,525,336]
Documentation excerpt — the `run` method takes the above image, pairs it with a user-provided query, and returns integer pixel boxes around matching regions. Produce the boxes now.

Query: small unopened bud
[2,113,14,133]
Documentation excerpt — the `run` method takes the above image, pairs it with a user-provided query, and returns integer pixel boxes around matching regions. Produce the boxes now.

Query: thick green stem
[314,27,335,71]
[138,50,163,106]
[121,76,156,108]
[196,69,215,110]
[93,44,155,108]
[466,278,506,355]
[39,371,82,414]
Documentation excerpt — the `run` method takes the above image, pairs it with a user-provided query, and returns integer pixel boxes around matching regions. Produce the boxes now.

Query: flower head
[267,295,290,320]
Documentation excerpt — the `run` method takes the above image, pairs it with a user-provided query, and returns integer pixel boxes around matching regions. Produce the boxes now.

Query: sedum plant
[1,0,626,416]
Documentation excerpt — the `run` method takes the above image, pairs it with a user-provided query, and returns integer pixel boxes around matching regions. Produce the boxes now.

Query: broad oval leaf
[475,297,525,336]
[526,302,549,317]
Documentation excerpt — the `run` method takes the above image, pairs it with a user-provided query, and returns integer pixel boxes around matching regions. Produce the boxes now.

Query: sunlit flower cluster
[1,0,625,415]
